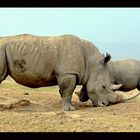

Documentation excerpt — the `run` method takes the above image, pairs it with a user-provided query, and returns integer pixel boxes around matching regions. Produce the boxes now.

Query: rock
[24,93,29,95]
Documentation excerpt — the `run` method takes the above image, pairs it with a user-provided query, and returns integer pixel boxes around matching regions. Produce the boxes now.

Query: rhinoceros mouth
[92,101,120,107]
[92,101,108,107]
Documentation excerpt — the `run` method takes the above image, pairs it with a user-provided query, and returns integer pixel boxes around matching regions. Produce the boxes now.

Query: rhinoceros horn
[115,91,140,102]
[111,84,122,91]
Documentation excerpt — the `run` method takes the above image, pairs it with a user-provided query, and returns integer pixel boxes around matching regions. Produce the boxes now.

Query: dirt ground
[0,77,140,132]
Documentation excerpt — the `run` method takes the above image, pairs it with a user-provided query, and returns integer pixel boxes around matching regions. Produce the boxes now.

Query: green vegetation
[0,79,59,94]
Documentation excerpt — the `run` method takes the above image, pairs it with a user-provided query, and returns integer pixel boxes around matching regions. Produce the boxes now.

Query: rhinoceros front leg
[57,74,76,111]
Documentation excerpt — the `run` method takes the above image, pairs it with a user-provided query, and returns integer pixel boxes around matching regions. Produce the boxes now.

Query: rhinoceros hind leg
[57,74,77,111]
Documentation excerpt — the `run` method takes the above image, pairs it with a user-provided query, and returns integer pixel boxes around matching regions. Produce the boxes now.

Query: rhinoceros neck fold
[79,39,101,85]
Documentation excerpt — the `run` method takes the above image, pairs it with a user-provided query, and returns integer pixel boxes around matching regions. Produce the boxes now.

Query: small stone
[129,124,133,128]
[24,93,29,95]
[59,121,63,124]
[113,113,116,115]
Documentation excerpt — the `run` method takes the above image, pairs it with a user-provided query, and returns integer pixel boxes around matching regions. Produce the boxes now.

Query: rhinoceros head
[85,53,140,107]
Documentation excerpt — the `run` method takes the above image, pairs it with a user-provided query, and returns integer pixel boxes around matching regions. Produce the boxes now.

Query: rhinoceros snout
[92,100,109,107]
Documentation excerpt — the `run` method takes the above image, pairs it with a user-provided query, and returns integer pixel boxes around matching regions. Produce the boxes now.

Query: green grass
[0,79,59,94]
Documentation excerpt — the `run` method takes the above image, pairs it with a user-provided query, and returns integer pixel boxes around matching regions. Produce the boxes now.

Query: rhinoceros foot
[62,103,77,111]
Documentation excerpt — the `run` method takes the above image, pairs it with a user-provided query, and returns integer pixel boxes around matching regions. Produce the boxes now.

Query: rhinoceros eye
[102,85,106,89]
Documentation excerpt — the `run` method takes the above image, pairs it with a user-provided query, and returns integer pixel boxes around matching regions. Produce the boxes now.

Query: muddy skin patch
[60,78,71,92]
[13,59,26,72]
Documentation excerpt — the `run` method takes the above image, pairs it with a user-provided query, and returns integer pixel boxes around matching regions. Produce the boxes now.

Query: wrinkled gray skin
[0,34,133,111]
[108,60,140,91]
[76,59,140,104]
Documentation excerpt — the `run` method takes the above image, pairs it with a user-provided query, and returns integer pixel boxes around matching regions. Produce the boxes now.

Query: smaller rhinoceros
[108,59,140,91]
[75,59,140,104]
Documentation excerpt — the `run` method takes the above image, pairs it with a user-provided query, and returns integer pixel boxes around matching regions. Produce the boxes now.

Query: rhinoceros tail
[0,44,8,83]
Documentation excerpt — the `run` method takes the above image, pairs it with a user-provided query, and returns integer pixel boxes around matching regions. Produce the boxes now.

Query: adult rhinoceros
[0,34,139,110]
[76,59,140,105]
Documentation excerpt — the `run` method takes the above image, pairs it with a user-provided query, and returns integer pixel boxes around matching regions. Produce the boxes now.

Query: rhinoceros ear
[101,53,111,65]
[104,52,111,64]
[111,84,122,91]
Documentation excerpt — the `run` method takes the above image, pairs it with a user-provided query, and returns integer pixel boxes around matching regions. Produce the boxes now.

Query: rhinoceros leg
[137,81,140,91]
[57,74,76,111]
[75,86,89,102]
